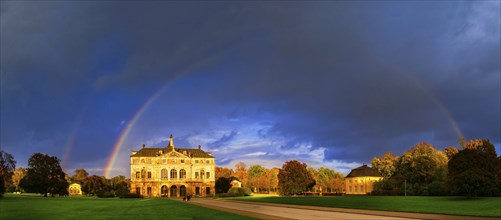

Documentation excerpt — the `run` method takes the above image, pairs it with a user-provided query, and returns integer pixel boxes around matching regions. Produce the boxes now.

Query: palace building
[130,134,215,198]
[344,164,382,195]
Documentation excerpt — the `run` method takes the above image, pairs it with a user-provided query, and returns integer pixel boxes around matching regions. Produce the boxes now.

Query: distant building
[68,182,83,196]
[230,179,242,188]
[130,134,215,198]
[345,165,382,195]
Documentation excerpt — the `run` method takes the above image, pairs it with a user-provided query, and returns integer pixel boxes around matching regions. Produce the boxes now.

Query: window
[201,170,205,179]
[195,172,199,179]
[361,186,364,192]
[349,186,352,192]
[349,180,352,183]
[355,186,358,192]
[146,159,152,164]
[133,159,139,164]
[195,160,199,163]
[147,187,152,195]
[141,170,146,179]
[206,160,210,164]
[180,169,186,179]
[161,169,168,180]
[181,159,185,164]
[163,158,166,164]
[147,171,152,179]
[206,187,211,196]
[206,172,210,179]
[136,187,141,195]
[195,187,200,195]
[136,172,140,179]
[170,169,177,179]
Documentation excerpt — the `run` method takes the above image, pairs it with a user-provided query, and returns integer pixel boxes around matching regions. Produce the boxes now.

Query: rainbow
[61,106,88,170]
[103,82,170,178]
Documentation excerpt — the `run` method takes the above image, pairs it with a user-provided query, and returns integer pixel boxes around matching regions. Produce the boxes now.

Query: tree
[371,152,398,178]
[71,168,89,182]
[12,167,27,192]
[82,175,107,195]
[248,165,266,192]
[448,139,499,197]
[278,160,315,195]
[0,150,16,197]
[392,142,448,195]
[266,168,279,193]
[215,167,234,179]
[19,153,68,197]
[234,162,248,187]
[444,146,459,160]
[314,167,344,193]
[109,175,129,197]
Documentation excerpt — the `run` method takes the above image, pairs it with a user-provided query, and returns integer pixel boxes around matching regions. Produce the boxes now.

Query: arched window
[179,169,186,179]
[170,169,177,179]
[161,169,168,180]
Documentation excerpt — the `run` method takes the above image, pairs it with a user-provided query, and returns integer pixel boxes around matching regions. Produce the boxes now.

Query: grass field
[229,195,501,217]
[0,194,256,220]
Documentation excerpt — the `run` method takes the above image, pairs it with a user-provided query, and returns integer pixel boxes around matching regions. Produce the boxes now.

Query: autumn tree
[444,146,459,160]
[266,168,279,193]
[371,152,398,178]
[82,175,108,195]
[215,167,234,179]
[392,142,448,195]
[19,153,68,197]
[11,167,27,192]
[234,162,248,187]
[0,150,16,197]
[278,160,315,195]
[248,165,267,192]
[313,167,344,193]
[109,175,129,197]
[448,139,499,197]
[71,168,89,182]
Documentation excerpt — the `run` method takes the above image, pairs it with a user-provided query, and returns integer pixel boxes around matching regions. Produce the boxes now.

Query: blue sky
[1,1,500,177]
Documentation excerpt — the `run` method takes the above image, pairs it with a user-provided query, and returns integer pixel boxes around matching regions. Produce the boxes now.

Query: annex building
[130,135,215,198]
[344,164,382,195]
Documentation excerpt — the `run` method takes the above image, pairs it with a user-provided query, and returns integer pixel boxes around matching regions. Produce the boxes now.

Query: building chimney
[198,145,201,149]
[142,144,145,148]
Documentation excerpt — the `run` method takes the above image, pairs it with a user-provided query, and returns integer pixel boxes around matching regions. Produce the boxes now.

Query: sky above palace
[1,1,500,177]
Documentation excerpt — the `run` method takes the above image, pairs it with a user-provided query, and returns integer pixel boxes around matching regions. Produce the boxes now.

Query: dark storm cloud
[1,1,499,173]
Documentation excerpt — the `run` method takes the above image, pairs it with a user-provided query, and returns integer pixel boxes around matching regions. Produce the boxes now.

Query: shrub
[227,187,252,197]
[428,181,447,196]
[96,190,115,198]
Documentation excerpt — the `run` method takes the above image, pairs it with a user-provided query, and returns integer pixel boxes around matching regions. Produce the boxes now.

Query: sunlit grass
[0,194,256,220]
[228,195,501,217]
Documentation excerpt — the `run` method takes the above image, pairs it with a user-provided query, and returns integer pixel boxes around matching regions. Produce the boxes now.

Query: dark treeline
[371,139,501,197]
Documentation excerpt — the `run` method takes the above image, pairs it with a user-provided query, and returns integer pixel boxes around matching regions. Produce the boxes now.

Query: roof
[345,165,381,178]
[131,147,214,158]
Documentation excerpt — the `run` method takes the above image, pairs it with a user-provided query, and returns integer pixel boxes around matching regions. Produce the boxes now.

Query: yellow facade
[344,176,382,195]
[68,183,82,196]
[344,165,382,195]
[130,135,215,198]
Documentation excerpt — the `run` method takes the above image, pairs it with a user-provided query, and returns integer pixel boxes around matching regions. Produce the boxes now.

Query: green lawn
[0,194,256,220]
[229,195,501,217]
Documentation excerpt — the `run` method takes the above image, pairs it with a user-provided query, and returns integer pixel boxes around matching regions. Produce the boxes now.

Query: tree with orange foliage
[215,166,234,179]
[371,152,398,178]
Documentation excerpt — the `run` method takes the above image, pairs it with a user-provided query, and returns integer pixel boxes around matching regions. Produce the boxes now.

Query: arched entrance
[170,185,178,197]
[161,185,168,197]
[180,185,186,197]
